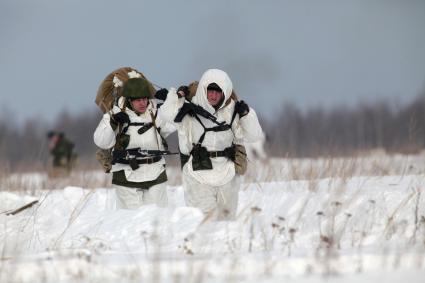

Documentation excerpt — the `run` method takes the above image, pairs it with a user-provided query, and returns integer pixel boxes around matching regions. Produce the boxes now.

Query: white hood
[191,69,233,113]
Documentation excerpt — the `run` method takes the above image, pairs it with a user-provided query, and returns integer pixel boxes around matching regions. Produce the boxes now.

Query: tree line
[264,93,425,157]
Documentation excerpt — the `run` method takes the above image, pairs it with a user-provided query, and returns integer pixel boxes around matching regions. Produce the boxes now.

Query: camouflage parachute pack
[95,67,156,113]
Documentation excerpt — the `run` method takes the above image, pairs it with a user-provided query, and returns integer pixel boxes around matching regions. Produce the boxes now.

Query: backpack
[96,148,113,173]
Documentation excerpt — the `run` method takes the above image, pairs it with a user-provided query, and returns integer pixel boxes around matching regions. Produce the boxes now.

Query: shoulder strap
[122,122,150,134]
[150,109,169,150]
[176,100,236,147]
[192,109,232,145]
[230,100,240,126]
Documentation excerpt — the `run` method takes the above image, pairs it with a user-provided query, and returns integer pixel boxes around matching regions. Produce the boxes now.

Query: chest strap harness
[113,109,171,169]
[175,101,239,169]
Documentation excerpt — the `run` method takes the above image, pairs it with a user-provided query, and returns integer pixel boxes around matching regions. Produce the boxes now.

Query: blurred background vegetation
[1,92,423,172]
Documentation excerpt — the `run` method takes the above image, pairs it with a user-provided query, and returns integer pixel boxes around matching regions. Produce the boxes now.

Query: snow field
[0,155,424,282]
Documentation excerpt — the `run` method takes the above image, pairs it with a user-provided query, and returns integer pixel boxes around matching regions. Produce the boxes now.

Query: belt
[208,151,228,158]
[115,155,162,165]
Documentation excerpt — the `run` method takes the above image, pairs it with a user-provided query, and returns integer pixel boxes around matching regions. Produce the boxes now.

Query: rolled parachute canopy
[95,67,156,113]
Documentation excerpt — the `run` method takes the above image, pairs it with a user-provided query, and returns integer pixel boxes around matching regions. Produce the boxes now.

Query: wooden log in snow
[5,200,39,216]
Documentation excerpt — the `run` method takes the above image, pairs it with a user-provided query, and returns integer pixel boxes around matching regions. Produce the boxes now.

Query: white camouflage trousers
[114,183,168,209]
[183,174,241,221]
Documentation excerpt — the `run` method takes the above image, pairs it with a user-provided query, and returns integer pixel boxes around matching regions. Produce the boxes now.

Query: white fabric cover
[183,172,240,220]
[114,183,168,209]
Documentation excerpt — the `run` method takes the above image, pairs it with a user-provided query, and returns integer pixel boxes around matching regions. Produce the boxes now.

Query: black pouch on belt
[191,144,212,171]
[129,158,140,170]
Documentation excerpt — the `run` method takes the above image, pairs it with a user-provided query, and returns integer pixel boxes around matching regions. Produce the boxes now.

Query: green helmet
[122,78,151,99]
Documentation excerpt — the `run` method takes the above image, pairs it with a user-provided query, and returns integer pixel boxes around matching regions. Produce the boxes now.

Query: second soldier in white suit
[159,69,263,220]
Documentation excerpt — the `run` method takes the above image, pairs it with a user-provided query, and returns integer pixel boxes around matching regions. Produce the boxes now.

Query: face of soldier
[207,90,224,107]
[130,98,149,114]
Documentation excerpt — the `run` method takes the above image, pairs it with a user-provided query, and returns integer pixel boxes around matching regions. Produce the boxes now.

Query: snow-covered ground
[0,154,424,282]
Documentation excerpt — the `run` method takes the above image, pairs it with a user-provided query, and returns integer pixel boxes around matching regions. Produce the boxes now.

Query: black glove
[155,88,168,101]
[177,85,190,98]
[235,100,250,118]
[111,111,130,129]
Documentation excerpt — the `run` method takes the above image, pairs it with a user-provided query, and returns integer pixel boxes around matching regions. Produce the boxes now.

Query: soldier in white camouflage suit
[159,69,263,220]
[94,77,175,209]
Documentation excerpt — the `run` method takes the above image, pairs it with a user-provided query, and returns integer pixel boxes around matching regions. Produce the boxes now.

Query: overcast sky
[1,0,425,123]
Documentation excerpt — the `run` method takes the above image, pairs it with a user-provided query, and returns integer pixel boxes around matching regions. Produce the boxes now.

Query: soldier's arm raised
[156,116,177,138]
[235,106,264,143]
[157,87,185,123]
[93,113,117,149]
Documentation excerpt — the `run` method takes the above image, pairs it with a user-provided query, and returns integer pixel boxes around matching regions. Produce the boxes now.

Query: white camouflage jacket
[159,69,263,186]
[93,100,175,183]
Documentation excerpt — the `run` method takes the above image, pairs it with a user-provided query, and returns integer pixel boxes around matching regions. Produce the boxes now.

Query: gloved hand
[111,111,130,128]
[177,85,190,98]
[155,88,168,100]
[235,100,250,118]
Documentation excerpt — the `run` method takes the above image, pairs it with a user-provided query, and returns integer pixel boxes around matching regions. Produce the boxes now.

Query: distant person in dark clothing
[47,131,76,176]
